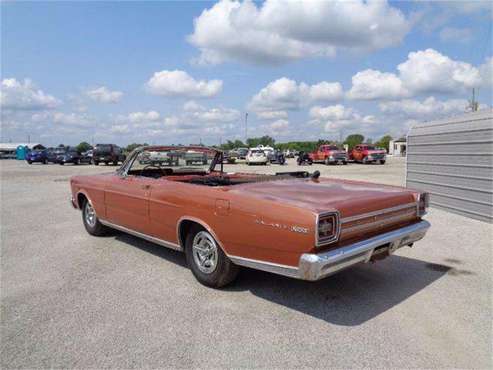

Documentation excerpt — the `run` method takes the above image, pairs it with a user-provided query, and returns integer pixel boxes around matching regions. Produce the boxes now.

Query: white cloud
[262,119,290,135]
[309,104,376,133]
[188,0,411,65]
[53,112,94,126]
[347,69,409,100]
[479,57,493,88]
[439,27,473,43]
[249,77,343,113]
[182,101,240,123]
[109,124,131,134]
[397,49,481,94]
[87,86,123,103]
[348,49,485,100]
[146,70,222,98]
[127,111,161,123]
[256,110,288,120]
[379,97,468,118]
[1,78,60,110]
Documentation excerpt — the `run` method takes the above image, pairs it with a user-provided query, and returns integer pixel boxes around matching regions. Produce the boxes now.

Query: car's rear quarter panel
[148,181,316,266]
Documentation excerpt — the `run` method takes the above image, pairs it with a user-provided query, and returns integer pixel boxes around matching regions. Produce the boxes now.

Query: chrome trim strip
[342,211,417,233]
[228,255,299,278]
[298,220,431,281]
[341,202,417,224]
[99,219,183,251]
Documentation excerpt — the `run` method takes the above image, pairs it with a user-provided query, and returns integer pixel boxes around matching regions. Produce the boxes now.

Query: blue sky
[1,1,492,146]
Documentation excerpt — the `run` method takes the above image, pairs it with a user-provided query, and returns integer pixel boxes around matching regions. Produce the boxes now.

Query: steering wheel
[142,163,172,177]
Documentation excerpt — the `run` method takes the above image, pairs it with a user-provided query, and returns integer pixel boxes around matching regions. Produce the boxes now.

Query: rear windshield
[95,144,112,151]
[366,145,376,150]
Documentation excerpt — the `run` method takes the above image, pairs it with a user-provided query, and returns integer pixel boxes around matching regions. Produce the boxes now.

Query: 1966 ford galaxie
[70,146,430,288]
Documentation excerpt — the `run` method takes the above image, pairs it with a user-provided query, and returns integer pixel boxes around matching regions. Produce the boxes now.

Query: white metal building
[406,109,493,223]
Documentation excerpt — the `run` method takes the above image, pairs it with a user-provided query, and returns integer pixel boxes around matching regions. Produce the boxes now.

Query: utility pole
[467,88,479,112]
[245,112,248,144]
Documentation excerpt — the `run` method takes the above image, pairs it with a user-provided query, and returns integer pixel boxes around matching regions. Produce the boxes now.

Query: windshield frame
[117,146,223,177]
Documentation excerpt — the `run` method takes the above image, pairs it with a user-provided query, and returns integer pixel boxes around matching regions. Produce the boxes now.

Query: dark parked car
[93,144,126,165]
[26,149,48,164]
[236,147,248,160]
[57,147,92,165]
[270,150,286,165]
[46,147,66,163]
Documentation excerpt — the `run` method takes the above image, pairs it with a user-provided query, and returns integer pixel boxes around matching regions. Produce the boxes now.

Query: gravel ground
[1,158,492,369]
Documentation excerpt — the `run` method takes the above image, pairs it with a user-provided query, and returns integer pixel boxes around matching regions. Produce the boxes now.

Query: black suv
[93,144,126,165]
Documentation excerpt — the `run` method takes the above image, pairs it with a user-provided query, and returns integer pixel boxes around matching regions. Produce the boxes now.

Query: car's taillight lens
[316,212,339,246]
[418,192,429,216]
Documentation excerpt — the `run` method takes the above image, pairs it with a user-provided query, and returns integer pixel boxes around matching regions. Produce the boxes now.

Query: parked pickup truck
[309,145,348,165]
[349,144,386,164]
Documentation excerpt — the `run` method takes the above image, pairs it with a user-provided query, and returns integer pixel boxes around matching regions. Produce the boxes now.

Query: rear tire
[82,199,109,236]
[185,226,238,288]
[380,160,386,165]
[94,161,99,166]
[27,160,32,164]
[343,161,348,165]
[113,161,118,166]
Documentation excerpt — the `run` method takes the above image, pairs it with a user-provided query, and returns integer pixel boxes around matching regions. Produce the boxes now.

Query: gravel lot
[1,158,492,369]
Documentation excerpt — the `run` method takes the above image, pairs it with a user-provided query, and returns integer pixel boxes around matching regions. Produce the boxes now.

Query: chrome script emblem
[255,219,309,234]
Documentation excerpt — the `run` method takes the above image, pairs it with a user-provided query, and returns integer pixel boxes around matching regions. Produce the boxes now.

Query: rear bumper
[298,220,430,281]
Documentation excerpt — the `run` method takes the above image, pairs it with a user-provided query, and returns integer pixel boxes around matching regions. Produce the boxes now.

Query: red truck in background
[309,144,348,165]
[349,144,387,164]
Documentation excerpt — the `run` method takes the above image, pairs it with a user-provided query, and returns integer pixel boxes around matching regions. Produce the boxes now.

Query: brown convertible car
[70,146,430,287]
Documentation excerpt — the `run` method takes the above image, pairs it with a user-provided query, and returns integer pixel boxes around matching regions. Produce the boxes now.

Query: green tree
[375,135,393,152]
[125,143,148,153]
[343,134,365,150]
[76,141,92,153]
[246,136,275,148]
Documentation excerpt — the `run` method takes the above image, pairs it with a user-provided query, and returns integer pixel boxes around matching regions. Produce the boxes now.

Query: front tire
[380,160,386,165]
[185,226,238,288]
[82,199,109,236]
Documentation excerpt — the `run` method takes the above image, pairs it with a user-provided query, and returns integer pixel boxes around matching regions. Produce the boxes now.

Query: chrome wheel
[84,201,96,228]
[192,231,218,274]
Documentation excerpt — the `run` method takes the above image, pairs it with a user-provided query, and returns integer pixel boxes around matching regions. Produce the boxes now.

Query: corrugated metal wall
[406,109,493,223]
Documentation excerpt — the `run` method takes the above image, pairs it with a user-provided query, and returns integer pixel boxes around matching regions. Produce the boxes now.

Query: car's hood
[230,178,416,217]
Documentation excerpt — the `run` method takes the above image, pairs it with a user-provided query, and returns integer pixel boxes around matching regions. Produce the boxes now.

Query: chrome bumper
[298,220,430,281]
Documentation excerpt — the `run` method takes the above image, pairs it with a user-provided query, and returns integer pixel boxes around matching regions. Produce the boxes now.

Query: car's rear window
[96,144,112,151]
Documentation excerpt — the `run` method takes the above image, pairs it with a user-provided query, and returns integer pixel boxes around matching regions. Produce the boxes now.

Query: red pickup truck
[349,144,387,164]
[309,145,348,165]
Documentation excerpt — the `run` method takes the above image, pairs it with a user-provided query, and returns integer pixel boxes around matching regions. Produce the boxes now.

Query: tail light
[417,192,429,216]
[316,212,340,247]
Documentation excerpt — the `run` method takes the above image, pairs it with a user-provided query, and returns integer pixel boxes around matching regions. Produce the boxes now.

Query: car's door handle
[141,184,151,190]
